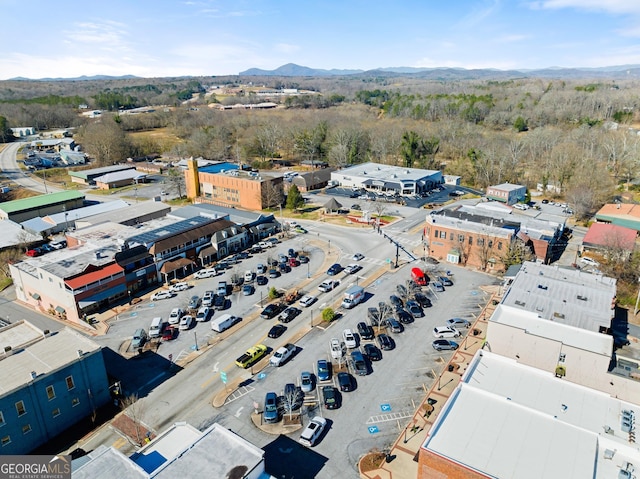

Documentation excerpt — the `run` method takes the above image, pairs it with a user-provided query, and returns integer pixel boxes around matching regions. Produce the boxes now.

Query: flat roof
[69,164,136,179]
[127,216,214,247]
[583,222,637,250]
[169,203,274,225]
[0,219,40,248]
[490,304,613,355]
[423,351,640,479]
[94,170,147,184]
[197,161,239,174]
[73,446,147,479]
[77,201,171,226]
[334,161,441,182]
[0,191,84,214]
[501,262,616,332]
[0,327,101,397]
[489,182,526,191]
[0,320,45,353]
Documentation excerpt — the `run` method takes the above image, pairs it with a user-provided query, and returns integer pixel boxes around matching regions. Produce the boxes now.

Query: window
[449,233,454,241]
[52,408,61,418]
[66,376,75,391]
[434,229,438,238]
[15,401,26,417]
[458,234,464,243]
[488,240,493,248]
[0,411,4,426]
[477,238,484,246]
[468,236,473,245]
[497,242,502,250]
[71,398,80,407]
[439,231,446,239]
[1,436,10,446]
[46,385,56,400]
[22,424,32,434]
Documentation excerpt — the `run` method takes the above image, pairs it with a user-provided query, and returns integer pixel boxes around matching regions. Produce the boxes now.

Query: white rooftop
[0,320,45,354]
[423,351,640,479]
[501,261,616,332]
[490,182,526,191]
[335,161,440,182]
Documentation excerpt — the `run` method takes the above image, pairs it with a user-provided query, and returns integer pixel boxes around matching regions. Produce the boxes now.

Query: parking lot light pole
[328,240,331,255]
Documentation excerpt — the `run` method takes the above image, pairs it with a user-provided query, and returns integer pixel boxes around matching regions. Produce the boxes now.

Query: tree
[286,184,304,211]
[119,394,148,446]
[76,117,131,166]
[322,307,335,322]
[501,239,534,269]
[164,167,186,198]
[260,181,284,209]
[514,116,528,132]
[0,116,12,143]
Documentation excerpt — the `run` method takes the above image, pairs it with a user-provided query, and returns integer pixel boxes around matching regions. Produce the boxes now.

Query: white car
[151,291,174,301]
[330,338,346,359]
[169,282,190,292]
[352,253,364,261]
[342,329,357,349]
[299,295,317,307]
[194,269,217,279]
[344,263,362,275]
[258,241,272,249]
[299,416,327,447]
[433,326,461,338]
[244,270,254,283]
[179,314,194,330]
[202,290,215,307]
[168,308,184,324]
[195,306,210,322]
[318,280,338,293]
[513,203,529,211]
[270,343,296,367]
[580,256,600,267]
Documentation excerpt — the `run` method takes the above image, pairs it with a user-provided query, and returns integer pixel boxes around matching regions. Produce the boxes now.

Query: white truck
[330,338,346,359]
[210,314,241,333]
[341,285,365,309]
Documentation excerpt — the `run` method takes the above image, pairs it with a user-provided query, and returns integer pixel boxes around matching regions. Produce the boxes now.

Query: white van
[149,317,167,338]
[244,270,253,283]
[210,313,241,333]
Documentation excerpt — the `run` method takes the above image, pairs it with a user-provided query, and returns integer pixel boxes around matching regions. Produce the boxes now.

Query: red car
[26,248,42,257]
[161,326,178,341]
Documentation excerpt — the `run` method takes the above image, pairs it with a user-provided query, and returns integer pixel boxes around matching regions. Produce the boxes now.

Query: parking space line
[366,410,414,424]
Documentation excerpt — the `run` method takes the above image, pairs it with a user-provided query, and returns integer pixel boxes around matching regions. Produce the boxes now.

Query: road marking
[112,437,127,449]
[224,385,255,405]
[234,406,244,417]
[212,361,219,373]
[366,410,414,424]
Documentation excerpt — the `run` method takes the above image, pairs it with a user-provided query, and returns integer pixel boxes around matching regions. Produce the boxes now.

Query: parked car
[278,307,300,323]
[439,276,454,286]
[131,328,147,349]
[256,275,268,285]
[406,300,424,318]
[363,343,382,361]
[268,269,280,278]
[194,269,217,279]
[377,333,394,351]
[161,326,178,341]
[263,392,280,424]
[396,309,414,324]
[25,248,42,257]
[447,317,471,329]
[299,295,317,307]
[151,291,174,301]
[352,253,365,261]
[300,371,314,393]
[396,284,408,297]
[213,294,226,310]
[433,326,461,338]
[580,256,600,267]
[202,290,214,306]
[298,255,309,264]
[168,308,184,324]
[338,372,355,392]
[39,244,54,253]
[244,270,254,283]
[187,295,201,310]
[49,239,67,250]
[327,263,343,276]
[242,284,255,296]
[432,339,459,351]
[268,324,287,339]
[389,295,404,310]
[357,321,374,340]
[179,314,194,330]
[169,282,190,293]
[414,292,432,308]
[298,416,327,447]
[257,263,266,274]
[195,306,210,322]
[322,385,339,409]
[386,317,404,333]
[317,359,332,382]
[432,281,445,292]
[343,329,357,348]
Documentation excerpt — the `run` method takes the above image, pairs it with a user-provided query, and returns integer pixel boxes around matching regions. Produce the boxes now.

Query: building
[75,201,170,229]
[0,321,110,455]
[424,204,564,268]
[486,182,527,205]
[30,138,75,152]
[581,222,637,260]
[73,422,266,478]
[69,165,137,186]
[59,150,86,165]
[11,127,36,137]
[0,221,40,250]
[290,168,335,192]
[0,191,85,223]
[94,170,148,190]
[185,159,284,210]
[443,175,461,185]
[418,350,640,479]
[330,162,442,196]
[595,203,640,232]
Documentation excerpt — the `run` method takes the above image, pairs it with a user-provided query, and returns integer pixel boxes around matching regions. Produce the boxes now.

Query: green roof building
[0,191,85,223]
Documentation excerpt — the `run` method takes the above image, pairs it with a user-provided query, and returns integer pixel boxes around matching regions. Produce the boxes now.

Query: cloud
[529,0,640,15]
[274,43,300,54]
[63,21,130,51]
[457,0,502,28]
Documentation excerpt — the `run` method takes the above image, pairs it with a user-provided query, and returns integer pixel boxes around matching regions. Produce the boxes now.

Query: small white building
[486,182,527,205]
[11,127,36,137]
[331,162,442,196]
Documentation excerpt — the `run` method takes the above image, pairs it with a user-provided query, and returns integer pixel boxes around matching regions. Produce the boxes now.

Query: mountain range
[239,63,640,80]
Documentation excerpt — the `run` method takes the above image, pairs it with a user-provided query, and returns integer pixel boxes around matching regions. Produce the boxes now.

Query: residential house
[581,222,637,261]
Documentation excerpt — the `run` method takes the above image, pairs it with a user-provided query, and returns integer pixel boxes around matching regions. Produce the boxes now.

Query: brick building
[485,182,527,205]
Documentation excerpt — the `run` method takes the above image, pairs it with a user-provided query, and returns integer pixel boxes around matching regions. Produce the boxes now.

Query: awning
[77,283,127,308]
[256,222,277,230]
[31,293,41,300]
[198,245,218,259]
[160,257,194,274]
[55,306,66,314]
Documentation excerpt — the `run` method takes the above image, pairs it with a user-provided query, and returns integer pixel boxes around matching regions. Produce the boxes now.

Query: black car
[327,263,342,276]
[298,255,309,264]
[389,295,404,310]
[260,303,283,319]
[268,324,287,338]
[279,307,301,323]
[337,372,355,392]
[351,204,361,210]
[256,275,268,286]
[377,333,394,351]
[396,284,408,297]
[288,248,296,258]
[414,293,432,308]
[278,263,291,273]
[396,309,414,324]
[439,276,454,286]
[363,343,382,361]
[213,294,226,310]
[237,251,249,259]
[268,269,280,278]
[267,258,279,267]
[322,385,340,409]
[406,300,424,318]
[357,321,375,340]
[214,261,229,272]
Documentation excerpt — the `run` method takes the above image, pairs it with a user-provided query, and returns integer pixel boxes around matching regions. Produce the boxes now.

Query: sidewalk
[359,285,501,479]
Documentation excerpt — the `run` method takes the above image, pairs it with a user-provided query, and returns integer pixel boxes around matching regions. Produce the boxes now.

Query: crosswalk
[366,410,414,424]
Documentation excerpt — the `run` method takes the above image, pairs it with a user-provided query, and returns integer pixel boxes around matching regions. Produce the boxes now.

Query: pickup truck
[330,338,346,359]
[270,343,296,367]
[318,279,339,293]
[350,350,368,376]
[235,344,267,368]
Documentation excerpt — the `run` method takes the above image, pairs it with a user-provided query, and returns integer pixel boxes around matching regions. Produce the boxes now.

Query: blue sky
[2,0,640,79]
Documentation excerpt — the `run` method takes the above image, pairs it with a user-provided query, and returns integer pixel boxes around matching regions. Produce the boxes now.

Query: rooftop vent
[514,300,526,307]
[577,295,588,301]
[537,284,548,290]
[30,371,37,380]
[603,448,615,459]
[553,312,565,319]
[77,350,83,358]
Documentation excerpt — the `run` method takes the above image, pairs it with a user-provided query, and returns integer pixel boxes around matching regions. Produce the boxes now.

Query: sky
[2,0,640,80]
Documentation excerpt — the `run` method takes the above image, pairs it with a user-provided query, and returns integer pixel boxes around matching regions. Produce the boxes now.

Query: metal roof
[0,191,84,214]
[68,164,136,179]
[77,201,170,226]
[127,216,214,247]
[94,170,147,184]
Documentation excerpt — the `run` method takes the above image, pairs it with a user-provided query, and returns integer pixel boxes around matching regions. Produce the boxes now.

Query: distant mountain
[8,74,139,81]
[239,63,363,76]
[239,63,640,80]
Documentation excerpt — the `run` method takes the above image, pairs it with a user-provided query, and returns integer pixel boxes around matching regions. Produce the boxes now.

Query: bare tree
[501,239,535,269]
[259,181,284,209]
[165,167,186,198]
[475,234,496,272]
[76,118,131,166]
[283,386,302,420]
[120,393,149,446]
[377,302,393,334]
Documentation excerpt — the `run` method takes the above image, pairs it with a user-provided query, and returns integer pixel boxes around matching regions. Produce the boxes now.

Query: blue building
[0,321,110,454]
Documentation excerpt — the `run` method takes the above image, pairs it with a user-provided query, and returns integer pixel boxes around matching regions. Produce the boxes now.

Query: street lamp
[128,290,132,305]
[307,261,310,279]
[328,239,331,255]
